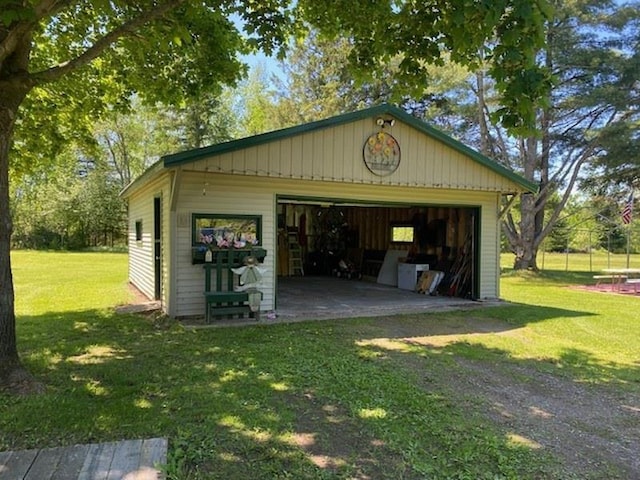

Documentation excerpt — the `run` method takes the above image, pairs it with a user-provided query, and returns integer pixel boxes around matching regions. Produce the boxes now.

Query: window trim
[135,220,143,242]
[191,213,262,248]
[390,223,414,244]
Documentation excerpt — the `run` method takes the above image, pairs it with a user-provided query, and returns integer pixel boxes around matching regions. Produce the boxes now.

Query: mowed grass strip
[1,251,638,479]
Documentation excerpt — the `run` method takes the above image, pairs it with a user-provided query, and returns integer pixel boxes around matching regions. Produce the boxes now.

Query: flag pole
[627,224,631,268]
[622,190,634,268]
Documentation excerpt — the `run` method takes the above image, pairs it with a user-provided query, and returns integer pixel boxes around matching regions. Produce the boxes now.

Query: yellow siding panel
[138,114,533,316]
[301,134,314,179]
[184,117,523,193]
[139,170,504,318]
[311,130,323,179]
[244,145,258,174]
[332,125,345,181]
[290,136,303,178]
[206,174,500,299]
[268,141,280,176]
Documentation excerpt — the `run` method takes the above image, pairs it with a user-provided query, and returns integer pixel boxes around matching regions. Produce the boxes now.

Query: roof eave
[119,159,165,199]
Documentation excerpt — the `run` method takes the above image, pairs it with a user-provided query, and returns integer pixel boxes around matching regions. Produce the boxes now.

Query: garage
[122,103,535,319]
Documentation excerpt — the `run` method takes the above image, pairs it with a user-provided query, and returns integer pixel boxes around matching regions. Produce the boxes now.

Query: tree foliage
[405,0,640,269]
[503,0,640,268]
[299,0,554,134]
[270,32,396,126]
[266,30,472,132]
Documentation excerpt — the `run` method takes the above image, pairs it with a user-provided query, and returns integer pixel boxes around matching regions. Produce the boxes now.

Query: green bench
[203,247,266,322]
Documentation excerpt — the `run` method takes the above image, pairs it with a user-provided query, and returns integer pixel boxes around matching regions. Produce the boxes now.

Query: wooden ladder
[287,230,304,276]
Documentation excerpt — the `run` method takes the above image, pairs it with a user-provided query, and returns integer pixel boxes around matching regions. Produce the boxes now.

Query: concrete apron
[189,276,503,327]
[274,276,490,323]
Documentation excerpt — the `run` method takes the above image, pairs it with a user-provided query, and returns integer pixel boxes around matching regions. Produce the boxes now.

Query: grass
[501,250,640,272]
[2,250,639,479]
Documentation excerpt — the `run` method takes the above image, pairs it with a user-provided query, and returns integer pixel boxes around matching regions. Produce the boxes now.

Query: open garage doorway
[276,197,480,312]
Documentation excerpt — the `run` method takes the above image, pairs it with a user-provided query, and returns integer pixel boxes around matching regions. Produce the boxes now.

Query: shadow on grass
[4,303,637,479]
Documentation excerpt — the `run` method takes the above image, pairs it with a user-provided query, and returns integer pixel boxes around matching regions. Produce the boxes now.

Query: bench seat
[204,291,249,321]
[204,291,263,322]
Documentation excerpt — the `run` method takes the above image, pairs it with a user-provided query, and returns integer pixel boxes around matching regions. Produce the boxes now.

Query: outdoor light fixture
[376,117,395,128]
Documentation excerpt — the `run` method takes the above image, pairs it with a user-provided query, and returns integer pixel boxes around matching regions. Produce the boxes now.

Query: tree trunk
[512,192,539,270]
[0,84,44,394]
[476,69,490,157]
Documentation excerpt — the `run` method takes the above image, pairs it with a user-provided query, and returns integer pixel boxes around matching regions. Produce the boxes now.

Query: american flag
[622,192,634,225]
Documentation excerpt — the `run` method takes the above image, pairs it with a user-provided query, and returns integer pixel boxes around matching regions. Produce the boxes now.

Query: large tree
[1,1,552,393]
[300,0,554,133]
[500,0,639,269]
[270,31,397,126]
[0,0,290,393]
[408,1,639,269]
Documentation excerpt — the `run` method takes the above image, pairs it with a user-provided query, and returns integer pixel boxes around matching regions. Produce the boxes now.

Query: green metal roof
[161,103,537,193]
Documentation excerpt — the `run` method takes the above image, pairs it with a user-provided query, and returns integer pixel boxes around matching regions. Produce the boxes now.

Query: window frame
[390,223,414,244]
[135,220,143,242]
[191,213,262,248]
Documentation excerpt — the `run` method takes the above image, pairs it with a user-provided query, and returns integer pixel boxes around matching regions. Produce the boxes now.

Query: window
[391,225,414,243]
[135,220,143,242]
[192,213,262,248]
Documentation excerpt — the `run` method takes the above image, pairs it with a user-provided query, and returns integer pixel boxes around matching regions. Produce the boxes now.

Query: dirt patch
[373,316,640,479]
[435,358,640,478]
[264,314,639,478]
[114,284,161,314]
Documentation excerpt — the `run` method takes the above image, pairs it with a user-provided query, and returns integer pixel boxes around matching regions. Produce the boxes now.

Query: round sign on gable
[363,131,400,176]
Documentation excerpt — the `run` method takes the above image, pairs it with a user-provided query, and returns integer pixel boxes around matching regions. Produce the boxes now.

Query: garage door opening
[276,198,479,306]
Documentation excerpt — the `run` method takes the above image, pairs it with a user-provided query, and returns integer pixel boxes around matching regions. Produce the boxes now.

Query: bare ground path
[375,316,640,479]
[438,358,640,478]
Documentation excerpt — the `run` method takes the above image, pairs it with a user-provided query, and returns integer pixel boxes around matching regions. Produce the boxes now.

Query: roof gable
[162,104,535,193]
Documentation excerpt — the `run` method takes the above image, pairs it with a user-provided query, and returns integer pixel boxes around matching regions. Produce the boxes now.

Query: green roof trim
[120,158,164,199]
[161,103,537,193]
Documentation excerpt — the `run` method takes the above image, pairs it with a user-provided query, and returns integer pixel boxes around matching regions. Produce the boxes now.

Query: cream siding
[123,110,529,318]
[480,202,500,299]
[169,173,500,318]
[126,173,171,308]
[128,201,153,299]
[186,119,524,193]
[159,186,171,312]
[188,173,499,208]
[172,173,277,317]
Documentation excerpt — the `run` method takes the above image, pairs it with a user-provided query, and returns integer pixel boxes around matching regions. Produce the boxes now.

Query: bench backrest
[203,248,267,293]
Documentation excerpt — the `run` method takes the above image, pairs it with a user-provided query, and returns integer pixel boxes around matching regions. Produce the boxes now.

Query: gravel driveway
[382,316,640,479]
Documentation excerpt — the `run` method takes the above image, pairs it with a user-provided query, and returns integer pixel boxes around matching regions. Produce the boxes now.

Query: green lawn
[501,250,640,272]
[2,250,639,479]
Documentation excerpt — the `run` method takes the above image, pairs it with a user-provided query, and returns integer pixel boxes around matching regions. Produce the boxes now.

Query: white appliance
[397,263,430,291]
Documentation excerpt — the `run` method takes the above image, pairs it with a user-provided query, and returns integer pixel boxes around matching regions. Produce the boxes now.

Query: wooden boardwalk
[0,438,167,480]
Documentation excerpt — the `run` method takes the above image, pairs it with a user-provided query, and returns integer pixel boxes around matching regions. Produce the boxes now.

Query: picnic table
[597,268,640,291]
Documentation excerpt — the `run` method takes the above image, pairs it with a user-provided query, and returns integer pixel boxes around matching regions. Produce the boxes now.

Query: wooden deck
[0,438,167,480]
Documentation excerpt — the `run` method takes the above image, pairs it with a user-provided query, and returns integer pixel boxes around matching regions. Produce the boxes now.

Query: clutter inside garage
[277,201,477,298]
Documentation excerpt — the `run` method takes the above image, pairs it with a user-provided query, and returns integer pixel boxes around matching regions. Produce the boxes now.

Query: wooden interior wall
[280,203,471,256]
